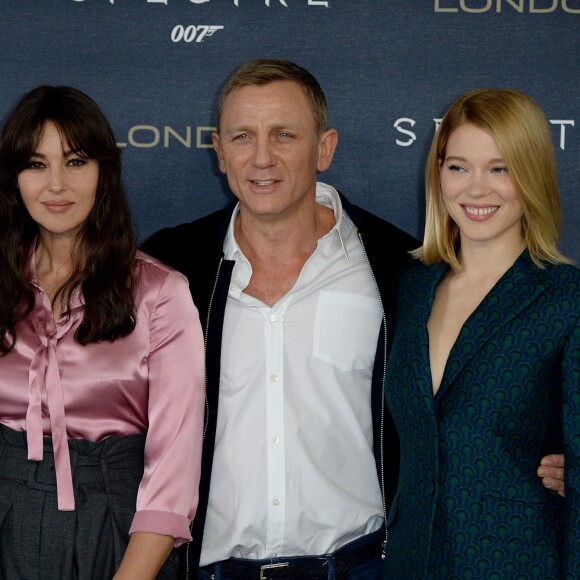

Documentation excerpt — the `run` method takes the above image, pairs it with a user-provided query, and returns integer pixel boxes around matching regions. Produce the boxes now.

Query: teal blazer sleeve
[562,298,580,576]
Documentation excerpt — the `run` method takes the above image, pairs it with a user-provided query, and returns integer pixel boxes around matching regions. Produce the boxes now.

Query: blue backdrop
[1,0,578,261]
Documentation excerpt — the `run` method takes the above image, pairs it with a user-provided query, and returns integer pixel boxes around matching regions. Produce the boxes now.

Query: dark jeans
[198,528,383,580]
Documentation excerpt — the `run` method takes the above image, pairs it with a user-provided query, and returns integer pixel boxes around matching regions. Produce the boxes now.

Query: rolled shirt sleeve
[129,267,205,547]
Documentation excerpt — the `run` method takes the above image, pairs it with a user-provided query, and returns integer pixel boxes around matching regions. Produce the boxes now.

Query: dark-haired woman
[0,86,205,579]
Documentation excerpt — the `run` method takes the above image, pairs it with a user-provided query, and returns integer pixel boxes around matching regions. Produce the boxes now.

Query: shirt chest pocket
[312,290,383,371]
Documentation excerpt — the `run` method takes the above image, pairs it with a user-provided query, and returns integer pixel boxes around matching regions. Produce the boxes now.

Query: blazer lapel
[436,251,546,400]
[414,263,448,406]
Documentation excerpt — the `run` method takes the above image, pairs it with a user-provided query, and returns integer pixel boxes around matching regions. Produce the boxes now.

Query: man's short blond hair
[216,59,328,134]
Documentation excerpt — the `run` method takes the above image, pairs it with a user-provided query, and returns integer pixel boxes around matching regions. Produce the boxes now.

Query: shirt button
[229,285,236,292]
[271,436,280,444]
[41,406,49,418]
[272,498,281,506]
[269,315,276,322]
[270,375,279,383]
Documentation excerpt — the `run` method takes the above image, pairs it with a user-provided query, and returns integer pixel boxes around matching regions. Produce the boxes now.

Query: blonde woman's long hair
[415,88,570,270]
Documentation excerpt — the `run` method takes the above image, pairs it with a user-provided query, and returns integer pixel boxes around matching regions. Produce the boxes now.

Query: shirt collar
[223,182,352,261]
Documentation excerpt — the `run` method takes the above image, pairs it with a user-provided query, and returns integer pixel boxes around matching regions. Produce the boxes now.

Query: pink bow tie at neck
[26,333,75,511]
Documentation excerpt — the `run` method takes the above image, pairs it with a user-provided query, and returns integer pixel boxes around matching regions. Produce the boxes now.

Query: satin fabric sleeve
[129,265,205,547]
[562,299,580,577]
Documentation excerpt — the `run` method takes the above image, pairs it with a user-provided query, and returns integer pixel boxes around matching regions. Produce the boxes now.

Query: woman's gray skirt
[0,423,179,579]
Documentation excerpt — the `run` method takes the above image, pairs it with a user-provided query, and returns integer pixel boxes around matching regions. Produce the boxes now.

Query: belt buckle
[259,562,289,580]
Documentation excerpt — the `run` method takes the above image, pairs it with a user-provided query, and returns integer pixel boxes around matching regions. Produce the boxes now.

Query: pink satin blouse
[0,250,205,546]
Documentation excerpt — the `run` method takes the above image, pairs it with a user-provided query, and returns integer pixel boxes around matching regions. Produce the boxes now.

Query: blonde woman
[384,88,578,578]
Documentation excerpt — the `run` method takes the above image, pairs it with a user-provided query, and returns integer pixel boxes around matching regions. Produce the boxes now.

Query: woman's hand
[538,454,565,497]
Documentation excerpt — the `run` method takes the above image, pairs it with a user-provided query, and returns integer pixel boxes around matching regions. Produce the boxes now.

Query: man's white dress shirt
[200,183,384,565]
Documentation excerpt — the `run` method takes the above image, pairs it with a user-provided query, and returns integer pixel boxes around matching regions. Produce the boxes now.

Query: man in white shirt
[142,59,566,580]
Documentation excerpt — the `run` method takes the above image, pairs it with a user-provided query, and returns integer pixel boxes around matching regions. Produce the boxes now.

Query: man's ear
[317,128,338,172]
[212,131,227,174]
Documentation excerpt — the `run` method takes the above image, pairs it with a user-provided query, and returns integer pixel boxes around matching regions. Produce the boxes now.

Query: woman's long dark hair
[0,86,137,352]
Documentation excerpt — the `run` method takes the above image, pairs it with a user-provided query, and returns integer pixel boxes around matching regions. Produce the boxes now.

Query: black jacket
[141,193,419,578]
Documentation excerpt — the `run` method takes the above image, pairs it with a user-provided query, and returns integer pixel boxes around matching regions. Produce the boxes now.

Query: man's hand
[538,454,565,497]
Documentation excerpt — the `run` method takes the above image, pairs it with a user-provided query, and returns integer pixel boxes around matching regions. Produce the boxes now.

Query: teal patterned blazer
[383,251,579,579]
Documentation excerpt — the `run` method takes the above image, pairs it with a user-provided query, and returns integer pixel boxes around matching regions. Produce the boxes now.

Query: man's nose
[251,137,275,168]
